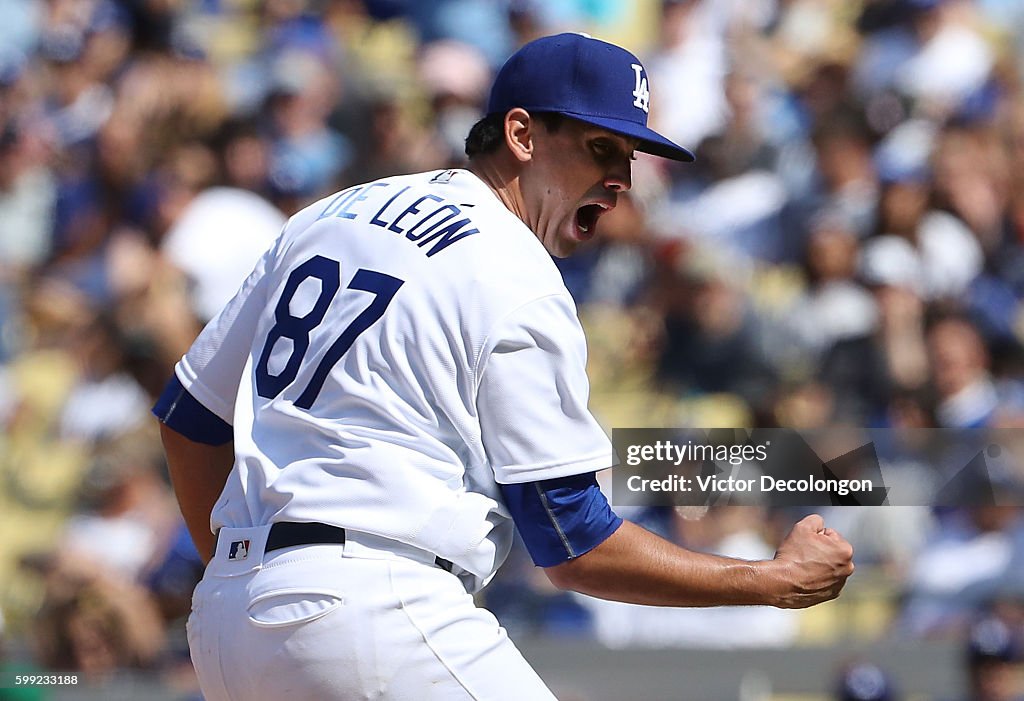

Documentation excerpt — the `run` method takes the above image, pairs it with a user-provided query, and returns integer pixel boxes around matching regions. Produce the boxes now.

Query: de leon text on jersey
[316,180,480,257]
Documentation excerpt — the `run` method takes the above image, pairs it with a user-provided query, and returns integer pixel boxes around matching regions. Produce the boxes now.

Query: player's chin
[550,239,579,258]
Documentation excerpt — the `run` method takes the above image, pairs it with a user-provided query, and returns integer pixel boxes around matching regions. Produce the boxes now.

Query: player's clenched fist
[766,514,855,609]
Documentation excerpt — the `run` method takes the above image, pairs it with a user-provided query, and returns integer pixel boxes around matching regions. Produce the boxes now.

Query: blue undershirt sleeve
[152,374,233,446]
[499,472,622,567]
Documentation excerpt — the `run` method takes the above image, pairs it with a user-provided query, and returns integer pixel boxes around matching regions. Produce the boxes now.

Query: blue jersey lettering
[370,186,411,229]
[317,186,363,220]
[420,219,480,257]
[390,194,444,234]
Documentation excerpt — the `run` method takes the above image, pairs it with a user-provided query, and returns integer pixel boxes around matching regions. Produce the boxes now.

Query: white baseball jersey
[174,169,613,592]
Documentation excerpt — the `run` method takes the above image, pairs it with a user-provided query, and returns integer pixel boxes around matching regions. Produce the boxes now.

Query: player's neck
[467,156,529,227]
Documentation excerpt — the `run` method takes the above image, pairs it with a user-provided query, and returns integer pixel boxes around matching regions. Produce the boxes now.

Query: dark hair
[464,111,565,158]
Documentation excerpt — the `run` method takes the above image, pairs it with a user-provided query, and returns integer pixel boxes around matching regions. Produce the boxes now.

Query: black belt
[265,522,454,573]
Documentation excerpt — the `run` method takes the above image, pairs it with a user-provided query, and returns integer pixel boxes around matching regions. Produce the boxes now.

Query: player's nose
[604,159,632,193]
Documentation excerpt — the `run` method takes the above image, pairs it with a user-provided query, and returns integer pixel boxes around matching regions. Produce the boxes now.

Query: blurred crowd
[3,0,1024,697]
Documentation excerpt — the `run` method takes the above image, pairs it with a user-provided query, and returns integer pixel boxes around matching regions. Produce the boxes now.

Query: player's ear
[503,108,534,163]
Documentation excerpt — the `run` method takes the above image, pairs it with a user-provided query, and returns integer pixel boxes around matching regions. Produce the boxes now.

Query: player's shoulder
[269,172,570,337]
[292,170,565,292]
[430,169,527,243]
[420,170,566,284]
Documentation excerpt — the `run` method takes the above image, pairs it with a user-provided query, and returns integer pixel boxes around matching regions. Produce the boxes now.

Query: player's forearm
[545,520,787,607]
[159,423,234,563]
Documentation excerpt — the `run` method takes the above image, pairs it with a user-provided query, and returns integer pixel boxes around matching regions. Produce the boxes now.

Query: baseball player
[155,33,854,700]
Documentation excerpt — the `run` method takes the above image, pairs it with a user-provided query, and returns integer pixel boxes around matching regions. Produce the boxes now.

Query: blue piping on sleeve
[152,375,233,446]
[500,472,622,567]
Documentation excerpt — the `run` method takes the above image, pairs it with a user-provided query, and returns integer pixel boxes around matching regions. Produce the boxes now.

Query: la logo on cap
[630,64,650,113]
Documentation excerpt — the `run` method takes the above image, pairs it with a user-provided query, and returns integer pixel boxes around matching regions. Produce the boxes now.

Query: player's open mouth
[574,202,611,239]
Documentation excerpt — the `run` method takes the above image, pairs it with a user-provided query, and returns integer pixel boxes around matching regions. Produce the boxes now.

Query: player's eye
[591,140,614,159]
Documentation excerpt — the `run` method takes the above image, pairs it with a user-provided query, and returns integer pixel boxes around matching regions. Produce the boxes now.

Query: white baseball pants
[187,525,558,700]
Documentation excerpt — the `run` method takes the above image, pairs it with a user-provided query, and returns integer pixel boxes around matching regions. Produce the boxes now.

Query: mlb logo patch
[430,170,457,184]
[228,540,251,561]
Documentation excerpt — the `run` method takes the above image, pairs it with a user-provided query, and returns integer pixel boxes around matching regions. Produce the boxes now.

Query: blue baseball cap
[487,33,695,162]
